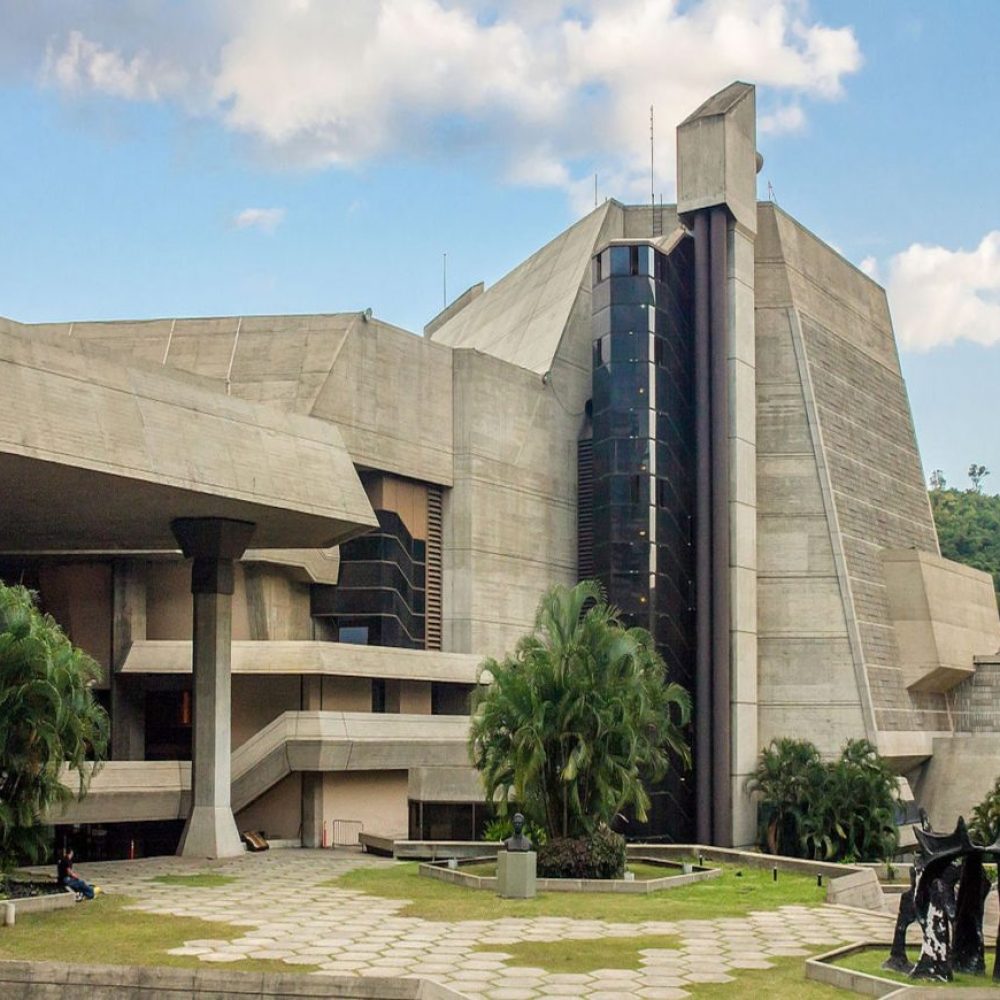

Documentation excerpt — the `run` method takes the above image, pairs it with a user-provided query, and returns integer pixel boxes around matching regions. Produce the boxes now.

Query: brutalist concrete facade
[2,82,998,853]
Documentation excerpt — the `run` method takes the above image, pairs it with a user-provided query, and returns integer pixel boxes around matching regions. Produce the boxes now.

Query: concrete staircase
[53,711,472,825]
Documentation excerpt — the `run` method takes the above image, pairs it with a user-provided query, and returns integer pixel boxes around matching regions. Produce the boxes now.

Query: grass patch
[150,874,237,888]
[832,945,998,989]
[692,955,852,998]
[0,895,318,974]
[461,862,497,877]
[329,859,826,922]
[480,934,680,973]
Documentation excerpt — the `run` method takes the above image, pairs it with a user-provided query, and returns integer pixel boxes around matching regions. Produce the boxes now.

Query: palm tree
[747,738,823,855]
[0,582,109,871]
[469,580,690,839]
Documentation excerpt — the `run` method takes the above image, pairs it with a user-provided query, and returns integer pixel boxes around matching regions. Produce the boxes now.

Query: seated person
[56,848,98,900]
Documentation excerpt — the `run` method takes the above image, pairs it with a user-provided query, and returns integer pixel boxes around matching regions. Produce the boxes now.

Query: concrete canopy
[0,326,377,552]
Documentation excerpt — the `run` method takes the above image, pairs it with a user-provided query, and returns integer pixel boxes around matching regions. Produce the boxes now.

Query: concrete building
[2,82,998,856]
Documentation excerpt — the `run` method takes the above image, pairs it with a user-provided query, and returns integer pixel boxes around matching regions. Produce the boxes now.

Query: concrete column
[728,219,758,848]
[677,81,759,847]
[172,517,256,859]
[302,772,324,848]
[111,560,147,760]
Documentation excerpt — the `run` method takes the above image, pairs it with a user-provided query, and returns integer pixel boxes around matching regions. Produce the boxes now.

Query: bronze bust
[503,812,533,852]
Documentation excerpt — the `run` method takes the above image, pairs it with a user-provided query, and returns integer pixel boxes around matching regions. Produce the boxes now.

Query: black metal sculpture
[884,815,1000,983]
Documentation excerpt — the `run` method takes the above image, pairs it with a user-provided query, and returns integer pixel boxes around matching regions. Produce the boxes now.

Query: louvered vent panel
[577,437,595,581]
[425,486,443,650]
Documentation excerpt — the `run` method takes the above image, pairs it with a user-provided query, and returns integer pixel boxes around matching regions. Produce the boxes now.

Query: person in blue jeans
[56,848,97,900]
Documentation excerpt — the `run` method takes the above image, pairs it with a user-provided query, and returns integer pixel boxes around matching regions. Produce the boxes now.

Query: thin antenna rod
[442,252,447,307]
[650,105,655,212]
[594,173,598,209]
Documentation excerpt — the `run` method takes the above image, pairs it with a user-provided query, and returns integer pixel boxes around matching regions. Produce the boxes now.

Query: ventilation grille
[577,437,595,581]
[425,486,443,650]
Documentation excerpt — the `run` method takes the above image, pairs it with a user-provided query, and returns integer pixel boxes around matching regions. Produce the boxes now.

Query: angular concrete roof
[21,312,456,488]
[0,324,377,552]
[428,201,615,374]
[680,80,754,124]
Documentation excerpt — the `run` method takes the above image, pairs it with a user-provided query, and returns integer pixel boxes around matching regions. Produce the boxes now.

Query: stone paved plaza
[67,848,897,999]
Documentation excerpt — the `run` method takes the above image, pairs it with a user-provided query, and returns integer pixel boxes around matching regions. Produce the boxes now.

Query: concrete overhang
[0,326,377,552]
[122,639,485,684]
[592,227,688,260]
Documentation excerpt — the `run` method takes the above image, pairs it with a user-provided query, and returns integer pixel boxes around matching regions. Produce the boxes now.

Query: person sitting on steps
[56,848,100,901]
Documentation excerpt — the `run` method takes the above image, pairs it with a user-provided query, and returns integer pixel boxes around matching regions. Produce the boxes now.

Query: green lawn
[479,934,681,973]
[692,955,856,999]
[0,896,318,974]
[833,946,999,989]
[150,873,237,888]
[329,859,827,922]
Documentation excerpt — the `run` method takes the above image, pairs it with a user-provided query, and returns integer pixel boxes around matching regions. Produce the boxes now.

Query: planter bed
[420,855,720,894]
[806,941,1000,996]
[1,879,64,901]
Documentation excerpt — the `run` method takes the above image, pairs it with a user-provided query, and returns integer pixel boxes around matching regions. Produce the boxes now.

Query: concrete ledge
[625,843,865,879]
[0,960,469,998]
[386,840,503,861]
[0,891,77,919]
[825,867,884,910]
[359,833,397,856]
[804,942,901,996]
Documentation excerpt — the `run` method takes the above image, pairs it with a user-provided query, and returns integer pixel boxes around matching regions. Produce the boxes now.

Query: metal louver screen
[425,486,443,650]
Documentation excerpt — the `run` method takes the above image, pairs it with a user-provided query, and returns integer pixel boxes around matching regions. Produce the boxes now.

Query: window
[338,626,369,645]
[371,678,386,713]
[593,333,611,369]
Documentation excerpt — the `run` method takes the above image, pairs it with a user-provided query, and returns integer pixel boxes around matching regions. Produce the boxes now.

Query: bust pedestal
[497,849,537,899]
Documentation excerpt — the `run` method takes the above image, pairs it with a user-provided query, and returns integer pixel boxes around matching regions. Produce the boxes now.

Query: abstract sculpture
[884,814,999,982]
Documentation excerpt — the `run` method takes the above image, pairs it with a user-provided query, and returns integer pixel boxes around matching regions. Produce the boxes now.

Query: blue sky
[0,1,997,492]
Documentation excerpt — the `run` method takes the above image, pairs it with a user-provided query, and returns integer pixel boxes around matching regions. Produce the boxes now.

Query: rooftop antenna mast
[650,105,655,209]
[650,105,660,236]
[442,252,447,308]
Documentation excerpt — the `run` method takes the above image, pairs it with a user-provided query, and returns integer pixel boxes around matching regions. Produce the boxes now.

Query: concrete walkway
[67,849,896,1000]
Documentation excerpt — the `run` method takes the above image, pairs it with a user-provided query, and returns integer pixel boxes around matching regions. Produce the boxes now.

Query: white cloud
[759,103,805,135]
[859,255,880,281]
[28,1,862,201]
[41,29,186,101]
[881,232,1000,351]
[233,207,286,233]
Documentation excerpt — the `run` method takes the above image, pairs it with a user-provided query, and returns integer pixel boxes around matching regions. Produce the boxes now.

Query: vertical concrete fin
[677,82,758,236]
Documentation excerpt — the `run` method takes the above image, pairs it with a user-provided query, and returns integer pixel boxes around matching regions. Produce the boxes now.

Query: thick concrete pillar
[111,560,147,760]
[172,517,256,859]
[678,81,758,846]
[302,772,324,848]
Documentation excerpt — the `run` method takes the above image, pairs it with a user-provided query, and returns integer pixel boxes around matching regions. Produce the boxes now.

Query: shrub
[482,816,548,846]
[748,737,899,863]
[970,776,1000,844]
[0,583,108,871]
[470,581,690,839]
[746,738,823,856]
[537,828,626,879]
